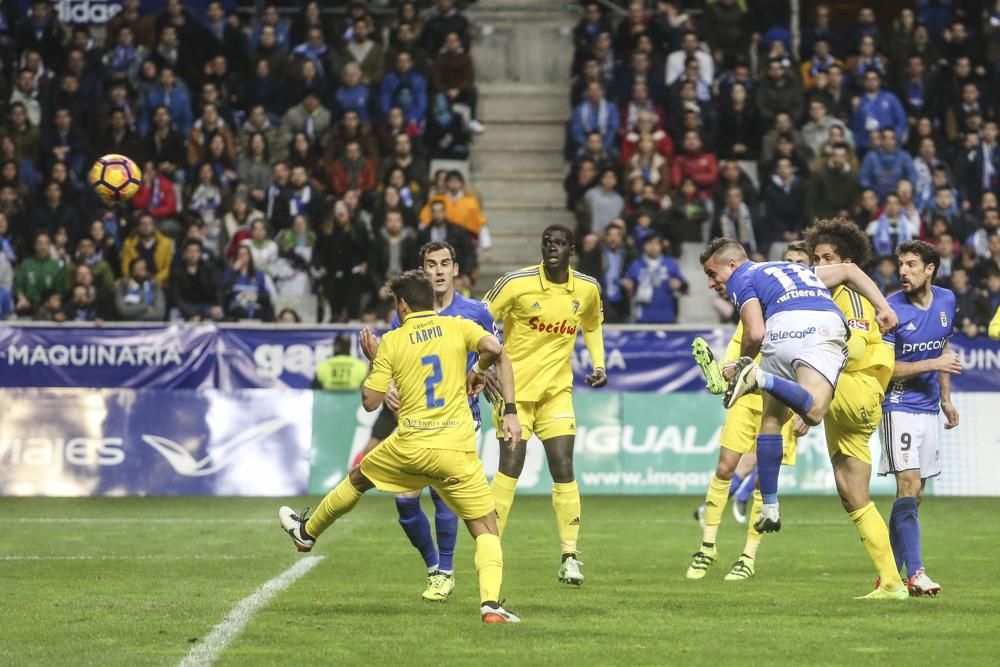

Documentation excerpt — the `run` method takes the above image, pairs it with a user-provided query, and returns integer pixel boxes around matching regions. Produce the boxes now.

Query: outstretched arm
[816,263,898,333]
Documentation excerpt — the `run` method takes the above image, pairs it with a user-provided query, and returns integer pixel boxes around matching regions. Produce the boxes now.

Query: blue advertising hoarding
[1,324,998,393]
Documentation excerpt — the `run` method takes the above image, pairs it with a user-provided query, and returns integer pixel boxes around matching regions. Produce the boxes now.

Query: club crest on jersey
[530,301,542,310]
[572,300,581,314]
[939,311,948,327]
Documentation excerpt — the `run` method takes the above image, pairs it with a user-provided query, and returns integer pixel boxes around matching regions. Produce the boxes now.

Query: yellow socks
[849,501,901,590]
[743,489,763,559]
[305,478,362,538]
[702,474,731,546]
[491,472,518,537]
[474,533,503,604]
[552,480,581,555]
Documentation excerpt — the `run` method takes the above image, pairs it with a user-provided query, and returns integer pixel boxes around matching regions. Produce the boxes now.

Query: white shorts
[877,411,942,479]
[760,311,848,389]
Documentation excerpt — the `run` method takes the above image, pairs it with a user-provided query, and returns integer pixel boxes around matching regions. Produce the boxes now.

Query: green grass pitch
[2,495,999,666]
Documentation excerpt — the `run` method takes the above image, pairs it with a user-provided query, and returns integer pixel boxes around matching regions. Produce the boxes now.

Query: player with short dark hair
[805,218,906,599]
[279,269,523,623]
[484,224,606,585]
[701,237,897,534]
[359,241,497,602]
[879,239,961,596]
[688,244,811,582]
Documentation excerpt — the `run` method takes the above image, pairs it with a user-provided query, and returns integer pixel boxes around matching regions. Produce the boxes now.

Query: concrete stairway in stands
[466,0,576,292]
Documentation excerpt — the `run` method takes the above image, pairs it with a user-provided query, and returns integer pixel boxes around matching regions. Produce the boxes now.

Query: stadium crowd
[0,0,487,324]
[567,0,1000,334]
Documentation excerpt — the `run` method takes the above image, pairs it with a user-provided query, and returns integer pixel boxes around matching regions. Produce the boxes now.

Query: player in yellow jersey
[483,224,606,586]
[278,270,524,623]
[804,218,907,600]
[687,244,810,582]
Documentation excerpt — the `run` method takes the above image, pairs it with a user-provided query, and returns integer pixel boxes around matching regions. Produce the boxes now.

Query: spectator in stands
[859,127,916,200]
[419,170,488,251]
[663,177,709,245]
[665,31,713,86]
[287,164,321,222]
[868,191,919,256]
[761,112,810,165]
[313,201,367,322]
[581,168,624,237]
[627,134,670,196]
[756,56,802,128]
[388,20,430,76]
[131,161,179,232]
[703,0,749,69]
[250,4,291,54]
[329,139,377,197]
[334,63,372,125]
[339,16,383,85]
[593,220,630,323]
[571,81,619,156]
[223,194,265,258]
[621,110,673,163]
[418,200,472,271]
[850,69,906,152]
[968,208,1000,260]
[223,244,274,321]
[63,266,110,321]
[421,0,471,54]
[573,2,612,55]
[715,82,759,162]
[800,3,844,60]
[801,99,851,159]
[616,50,664,108]
[328,110,378,163]
[239,218,277,279]
[381,50,428,133]
[381,132,427,196]
[950,267,991,336]
[761,157,807,258]
[426,92,471,160]
[14,231,63,315]
[800,37,843,91]
[716,185,756,253]
[121,213,174,287]
[291,26,336,83]
[623,234,687,324]
[31,182,81,243]
[64,237,114,294]
[187,163,224,238]
[39,108,87,182]
[33,289,65,321]
[671,130,717,200]
[281,91,331,148]
[16,1,68,72]
[140,66,192,136]
[114,257,165,321]
[431,31,483,134]
[370,209,419,295]
[807,142,860,221]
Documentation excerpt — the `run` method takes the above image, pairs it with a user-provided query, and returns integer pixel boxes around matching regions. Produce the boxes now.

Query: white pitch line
[178,556,323,667]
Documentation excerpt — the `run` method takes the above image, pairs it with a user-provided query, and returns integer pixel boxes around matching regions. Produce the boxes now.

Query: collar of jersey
[537,262,574,291]
[403,310,436,322]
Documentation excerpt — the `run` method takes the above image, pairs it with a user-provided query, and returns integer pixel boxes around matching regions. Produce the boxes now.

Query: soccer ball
[88,154,142,203]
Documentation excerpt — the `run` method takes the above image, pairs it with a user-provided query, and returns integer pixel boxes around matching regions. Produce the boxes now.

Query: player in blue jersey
[700,238,898,533]
[878,240,961,597]
[358,241,496,603]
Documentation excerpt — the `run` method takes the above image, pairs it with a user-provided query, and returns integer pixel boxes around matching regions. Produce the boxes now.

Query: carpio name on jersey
[408,325,445,345]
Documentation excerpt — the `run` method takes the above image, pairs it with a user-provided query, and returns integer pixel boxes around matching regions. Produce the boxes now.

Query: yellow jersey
[483,263,604,402]
[364,310,490,450]
[315,355,369,390]
[990,306,1000,340]
[831,286,894,390]
[726,322,764,410]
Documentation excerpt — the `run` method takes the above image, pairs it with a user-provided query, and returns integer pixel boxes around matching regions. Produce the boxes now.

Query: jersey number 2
[421,355,445,408]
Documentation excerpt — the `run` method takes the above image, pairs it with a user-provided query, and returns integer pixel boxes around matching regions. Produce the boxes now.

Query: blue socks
[890,497,923,575]
[756,434,783,505]
[735,468,757,503]
[728,473,744,496]
[395,495,438,571]
[759,372,814,416]
[888,510,904,573]
[430,488,457,573]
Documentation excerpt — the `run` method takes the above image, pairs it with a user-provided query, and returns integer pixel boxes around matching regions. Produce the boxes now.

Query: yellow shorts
[825,371,883,465]
[360,433,495,520]
[720,396,798,465]
[494,386,576,442]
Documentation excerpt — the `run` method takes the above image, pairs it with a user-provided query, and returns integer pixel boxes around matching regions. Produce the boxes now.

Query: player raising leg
[701,238,898,533]
[484,225,606,585]
[879,240,961,596]
[688,244,809,580]
[279,271,522,622]
[357,242,496,602]
[805,219,907,599]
